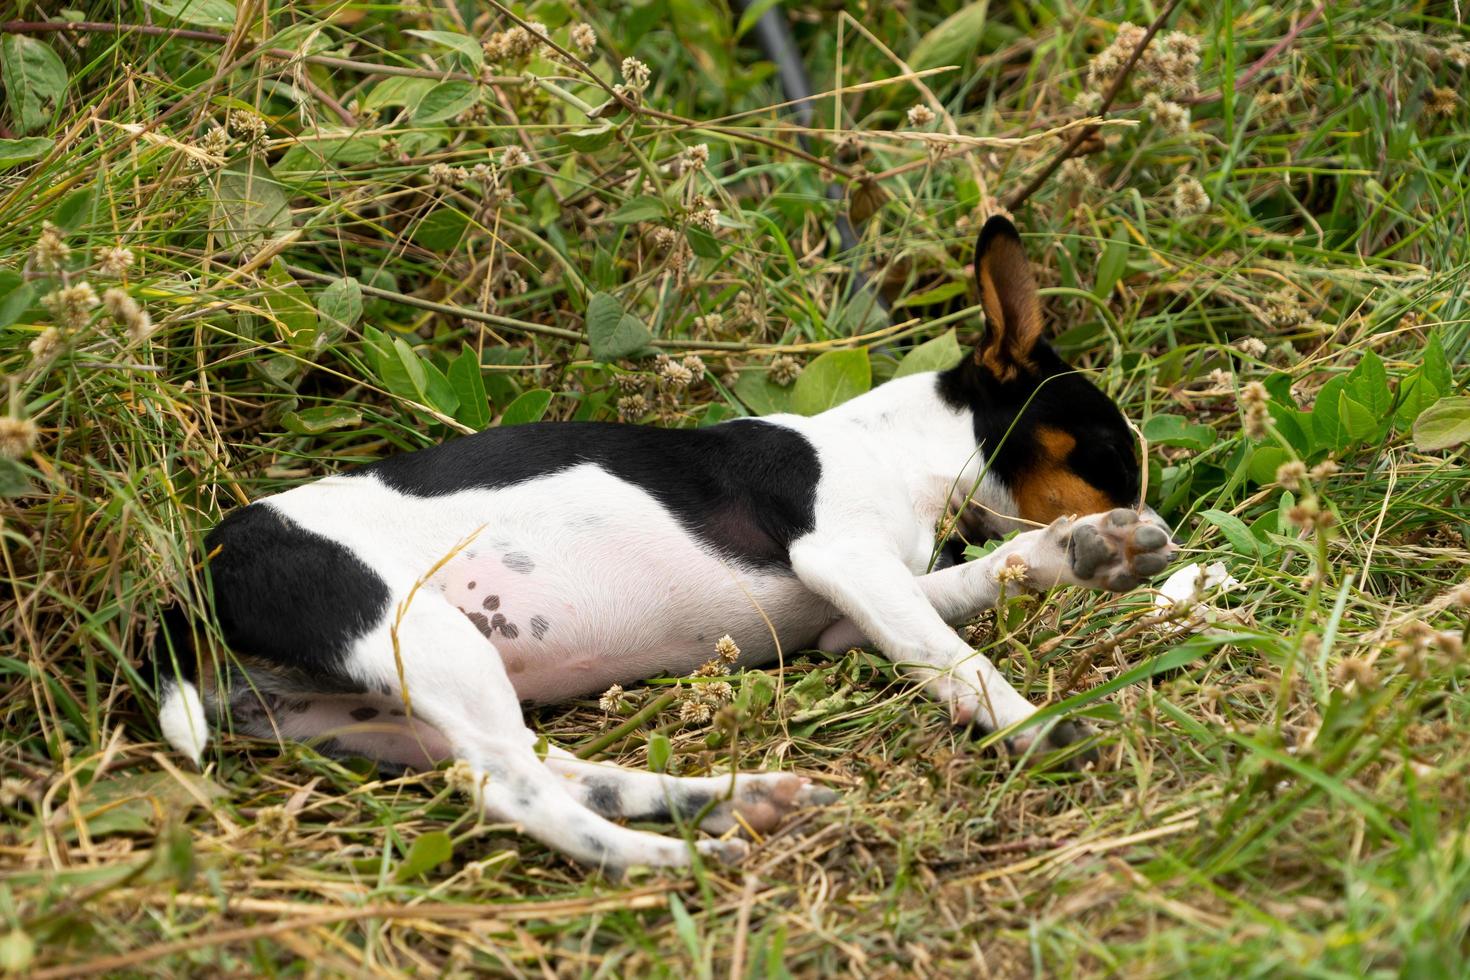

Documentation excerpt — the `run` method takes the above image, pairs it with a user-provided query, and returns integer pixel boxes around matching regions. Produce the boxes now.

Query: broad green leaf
[0,137,54,168]
[262,260,317,348]
[1336,390,1377,444]
[412,208,470,250]
[413,81,479,123]
[404,29,484,67]
[1310,376,1346,451]
[1142,413,1216,451]
[685,226,721,259]
[0,459,32,497]
[894,329,964,378]
[894,280,967,309]
[1094,230,1129,298]
[910,2,990,72]
[733,371,795,416]
[275,136,379,174]
[1422,333,1451,396]
[316,277,362,335]
[1345,350,1391,417]
[364,327,424,401]
[393,830,453,882]
[53,185,95,232]
[0,36,68,134]
[1412,397,1470,452]
[391,336,429,400]
[500,388,553,425]
[609,195,665,224]
[421,359,460,416]
[559,125,617,152]
[1199,508,1260,557]
[141,0,237,27]
[212,159,291,248]
[448,346,490,430]
[647,732,672,773]
[282,406,362,435]
[1394,372,1440,430]
[1247,446,1291,486]
[791,349,871,415]
[362,77,437,112]
[586,292,654,361]
[0,274,36,330]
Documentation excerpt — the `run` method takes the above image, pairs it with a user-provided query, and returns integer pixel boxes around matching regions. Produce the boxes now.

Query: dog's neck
[817,372,1019,539]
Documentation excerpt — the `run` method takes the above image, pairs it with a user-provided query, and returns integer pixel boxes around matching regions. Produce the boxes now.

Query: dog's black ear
[973,215,1043,381]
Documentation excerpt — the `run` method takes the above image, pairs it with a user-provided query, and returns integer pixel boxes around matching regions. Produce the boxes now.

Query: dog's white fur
[163,372,1171,869]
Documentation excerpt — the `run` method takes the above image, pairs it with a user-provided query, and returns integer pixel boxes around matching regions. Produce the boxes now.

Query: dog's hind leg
[354,593,746,871]
[542,748,838,834]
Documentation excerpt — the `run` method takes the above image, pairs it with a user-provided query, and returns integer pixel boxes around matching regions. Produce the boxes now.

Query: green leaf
[0,137,54,168]
[0,459,33,497]
[894,280,967,309]
[791,349,871,415]
[0,275,36,330]
[262,260,317,348]
[275,136,380,174]
[1199,508,1261,558]
[910,2,990,72]
[1310,376,1346,451]
[212,159,291,248]
[412,207,470,250]
[685,225,721,259]
[53,185,95,232]
[1142,414,1216,451]
[1,36,69,134]
[894,329,964,378]
[362,77,437,112]
[448,347,490,430]
[1336,390,1377,445]
[1422,333,1451,396]
[404,29,484,67]
[1412,397,1470,452]
[393,830,453,882]
[140,0,237,27]
[364,327,422,401]
[500,389,552,426]
[647,732,672,773]
[1247,446,1291,486]
[1094,229,1129,298]
[282,406,362,435]
[421,359,460,416]
[391,336,429,400]
[1394,372,1440,430]
[316,277,362,335]
[413,81,479,123]
[586,292,654,361]
[733,371,794,416]
[559,125,617,152]
[1345,350,1391,417]
[609,195,665,224]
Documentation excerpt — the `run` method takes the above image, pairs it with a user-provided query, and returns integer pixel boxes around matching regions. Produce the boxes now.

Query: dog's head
[939,215,1142,529]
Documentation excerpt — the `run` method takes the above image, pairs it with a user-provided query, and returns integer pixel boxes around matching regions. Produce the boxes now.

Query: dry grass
[2,1,1468,976]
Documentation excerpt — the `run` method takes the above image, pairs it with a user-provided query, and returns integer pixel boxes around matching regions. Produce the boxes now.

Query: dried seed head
[680,354,705,377]
[1235,336,1267,358]
[570,22,597,56]
[1446,583,1470,610]
[1426,86,1460,117]
[96,244,135,278]
[651,226,679,252]
[1309,459,1339,482]
[655,352,694,387]
[254,804,296,839]
[103,288,155,342]
[1058,157,1097,189]
[227,109,268,150]
[446,760,482,795]
[0,416,38,459]
[598,684,628,713]
[30,221,70,272]
[768,354,801,387]
[1275,460,1307,491]
[1073,90,1103,113]
[1143,93,1191,135]
[906,104,936,127]
[994,554,1029,584]
[678,698,713,724]
[693,312,723,332]
[1171,175,1210,217]
[29,326,64,365]
[620,57,652,93]
[1239,380,1270,438]
[714,634,740,665]
[689,207,719,232]
[41,282,99,330]
[1332,656,1377,691]
[501,145,528,169]
[682,143,710,172]
[615,393,647,422]
[1265,289,1310,329]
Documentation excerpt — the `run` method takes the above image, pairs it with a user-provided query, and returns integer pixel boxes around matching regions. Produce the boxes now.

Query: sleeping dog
[159,216,1174,869]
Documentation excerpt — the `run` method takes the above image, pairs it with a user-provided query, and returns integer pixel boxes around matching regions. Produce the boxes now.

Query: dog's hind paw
[1063,508,1174,592]
[1006,719,1102,771]
[700,774,838,835]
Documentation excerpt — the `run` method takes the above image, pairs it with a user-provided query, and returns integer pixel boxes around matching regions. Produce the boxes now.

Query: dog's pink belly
[430,542,833,703]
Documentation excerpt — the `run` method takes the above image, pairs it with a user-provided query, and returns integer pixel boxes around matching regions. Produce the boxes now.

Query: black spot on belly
[483,594,500,611]
[467,580,477,590]
[464,610,494,639]
[350,706,379,721]
[502,551,535,575]
[490,613,519,640]
[530,615,550,640]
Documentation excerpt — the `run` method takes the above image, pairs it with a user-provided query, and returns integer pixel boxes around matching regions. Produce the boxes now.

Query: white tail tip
[159,679,208,767]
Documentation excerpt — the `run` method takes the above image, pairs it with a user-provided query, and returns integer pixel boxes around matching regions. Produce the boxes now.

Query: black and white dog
[159,217,1174,869]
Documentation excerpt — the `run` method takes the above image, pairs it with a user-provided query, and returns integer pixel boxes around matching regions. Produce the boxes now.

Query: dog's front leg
[789,537,1037,731]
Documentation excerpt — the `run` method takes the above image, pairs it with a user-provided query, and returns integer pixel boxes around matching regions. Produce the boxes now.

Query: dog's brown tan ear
[974,215,1043,381]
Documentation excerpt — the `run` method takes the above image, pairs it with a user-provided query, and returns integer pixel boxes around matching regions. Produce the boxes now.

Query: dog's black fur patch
[352,419,822,569]
[206,504,390,685]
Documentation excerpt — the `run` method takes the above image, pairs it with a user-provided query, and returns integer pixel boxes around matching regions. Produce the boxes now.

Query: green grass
[2,1,1469,975]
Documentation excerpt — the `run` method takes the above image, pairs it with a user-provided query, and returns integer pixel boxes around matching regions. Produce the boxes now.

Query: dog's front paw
[702,774,839,835]
[1007,719,1102,771]
[1062,508,1173,591]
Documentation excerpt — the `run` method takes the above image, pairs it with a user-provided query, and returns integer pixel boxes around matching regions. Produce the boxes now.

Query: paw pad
[1065,508,1175,591]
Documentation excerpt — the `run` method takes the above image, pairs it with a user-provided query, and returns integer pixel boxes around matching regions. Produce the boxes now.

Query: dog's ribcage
[264,462,834,702]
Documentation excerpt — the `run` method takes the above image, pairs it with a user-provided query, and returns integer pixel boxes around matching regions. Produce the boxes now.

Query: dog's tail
[154,605,210,767]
